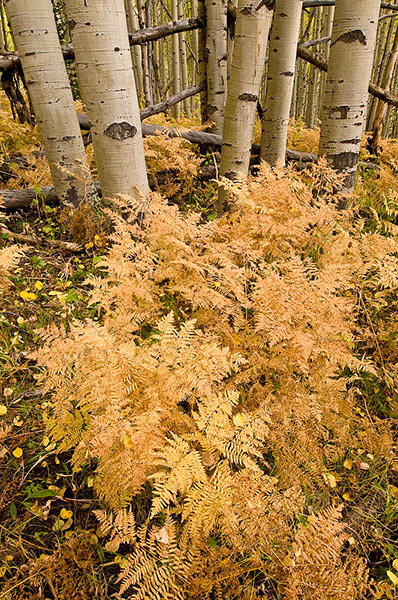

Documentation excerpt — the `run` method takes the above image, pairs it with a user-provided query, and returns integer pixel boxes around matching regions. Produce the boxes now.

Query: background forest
[0,0,398,599]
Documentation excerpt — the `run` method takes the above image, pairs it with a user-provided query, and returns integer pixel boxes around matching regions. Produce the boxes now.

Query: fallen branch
[0,18,202,72]
[297,44,398,108]
[303,1,398,8]
[77,85,204,131]
[0,225,83,252]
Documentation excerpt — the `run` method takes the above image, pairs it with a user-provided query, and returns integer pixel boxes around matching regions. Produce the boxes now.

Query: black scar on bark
[65,183,80,209]
[207,104,218,115]
[68,19,76,30]
[335,29,367,46]
[341,138,361,145]
[238,93,258,102]
[104,122,137,141]
[329,105,350,119]
[281,71,294,77]
[329,151,358,170]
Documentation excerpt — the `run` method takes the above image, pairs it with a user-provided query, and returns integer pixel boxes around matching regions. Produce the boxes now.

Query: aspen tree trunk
[5,0,97,208]
[227,0,237,83]
[205,0,227,133]
[198,0,208,123]
[137,0,152,106]
[369,25,398,153]
[296,14,307,119]
[178,0,191,115]
[171,0,181,117]
[260,0,302,166]
[125,0,144,103]
[318,0,380,194]
[64,0,149,200]
[318,5,334,109]
[217,0,273,214]
[367,11,390,130]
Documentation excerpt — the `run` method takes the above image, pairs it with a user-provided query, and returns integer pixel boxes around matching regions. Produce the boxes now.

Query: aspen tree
[260,0,303,166]
[369,25,398,153]
[125,0,144,103]
[205,0,227,133]
[5,0,97,208]
[217,0,273,214]
[318,0,380,194]
[64,0,149,201]
[171,0,181,118]
[178,0,191,115]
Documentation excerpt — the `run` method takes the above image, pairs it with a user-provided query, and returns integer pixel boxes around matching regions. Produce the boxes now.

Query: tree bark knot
[104,122,137,141]
[335,29,367,46]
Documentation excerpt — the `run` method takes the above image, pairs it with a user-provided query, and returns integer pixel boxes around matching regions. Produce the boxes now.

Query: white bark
[64,0,149,201]
[319,0,380,194]
[218,0,272,213]
[260,0,303,166]
[125,0,144,103]
[205,0,227,133]
[5,0,97,208]
[171,0,181,118]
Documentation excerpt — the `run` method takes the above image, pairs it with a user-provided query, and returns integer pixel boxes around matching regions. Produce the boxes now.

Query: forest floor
[0,91,398,600]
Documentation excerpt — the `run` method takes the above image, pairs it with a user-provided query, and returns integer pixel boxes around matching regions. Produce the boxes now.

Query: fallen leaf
[60,508,73,520]
[387,570,398,586]
[35,281,43,291]
[0,405,7,416]
[12,447,23,458]
[232,412,246,427]
[155,526,169,544]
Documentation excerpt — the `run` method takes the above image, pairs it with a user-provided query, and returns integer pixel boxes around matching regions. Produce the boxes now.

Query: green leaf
[9,502,17,520]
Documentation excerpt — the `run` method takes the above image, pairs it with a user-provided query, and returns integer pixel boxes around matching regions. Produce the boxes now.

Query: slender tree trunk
[125,0,144,103]
[171,0,181,117]
[5,0,97,208]
[205,0,227,133]
[217,0,273,214]
[318,0,380,194]
[369,25,398,153]
[137,0,152,106]
[198,0,208,123]
[178,0,191,115]
[260,0,302,166]
[366,10,391,130]
[64,0,149,200]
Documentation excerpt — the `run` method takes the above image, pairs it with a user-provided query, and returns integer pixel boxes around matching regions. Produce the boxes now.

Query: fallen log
[0,18,202,72]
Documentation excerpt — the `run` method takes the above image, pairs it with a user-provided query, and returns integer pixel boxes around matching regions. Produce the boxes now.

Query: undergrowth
[0,98,398,599]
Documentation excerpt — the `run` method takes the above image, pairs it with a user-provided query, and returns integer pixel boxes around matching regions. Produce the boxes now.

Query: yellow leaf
[20,289,37,301]
[123,434,134,449]
[60,508,73,520]
[343,492,353,502]
[12,447,23,458]
[0,566,6,578]
[323,473,337,488]
[13,416,23,426]
[42,436,50,447]
[16,316,24,325]
[34,281,43,291]
[343,459,353,470]
[55,456,60,465]
[387,571,398,586]
[392,559,398,571]
[348,537,356,546]
[282,555,295,567]
[89,534,98,545]
[390,486,398,499]
[0,405,7,416]
[232,412,245,427]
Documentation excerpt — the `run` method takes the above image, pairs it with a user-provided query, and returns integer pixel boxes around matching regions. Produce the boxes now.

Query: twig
[1,225,83,253]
